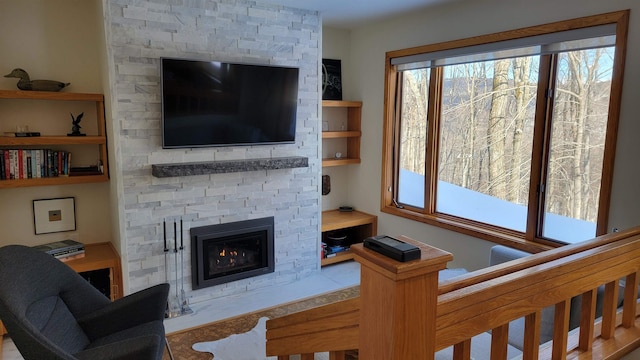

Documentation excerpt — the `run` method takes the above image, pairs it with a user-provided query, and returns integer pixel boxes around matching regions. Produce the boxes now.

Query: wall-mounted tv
[161,58,299,148]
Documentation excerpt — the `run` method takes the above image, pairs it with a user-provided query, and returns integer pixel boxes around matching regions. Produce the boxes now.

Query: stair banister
[350,236,453,360]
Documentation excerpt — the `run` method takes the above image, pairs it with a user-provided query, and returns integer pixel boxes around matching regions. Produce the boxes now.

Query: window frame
[381,10,629,252]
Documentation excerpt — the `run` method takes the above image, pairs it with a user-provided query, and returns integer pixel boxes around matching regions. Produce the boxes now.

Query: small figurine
[67,112,85,136]
[4,68,70,92]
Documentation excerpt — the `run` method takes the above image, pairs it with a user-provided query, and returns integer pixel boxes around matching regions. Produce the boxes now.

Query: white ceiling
[262,0,459,29]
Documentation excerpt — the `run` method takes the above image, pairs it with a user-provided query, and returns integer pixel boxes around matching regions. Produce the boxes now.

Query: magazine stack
[32,239,85,262]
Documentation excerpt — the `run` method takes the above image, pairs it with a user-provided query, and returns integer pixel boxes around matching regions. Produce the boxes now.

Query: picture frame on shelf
[322,58,342,100]
[33,197,76,234]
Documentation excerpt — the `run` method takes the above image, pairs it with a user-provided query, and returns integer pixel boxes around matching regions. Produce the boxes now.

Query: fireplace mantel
[151,156,309,178]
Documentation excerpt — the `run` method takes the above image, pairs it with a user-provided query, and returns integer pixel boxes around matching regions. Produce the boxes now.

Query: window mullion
[425,67,443,215]
[391,71,403,208]
[528,54,558,243]
[382,60,399,210]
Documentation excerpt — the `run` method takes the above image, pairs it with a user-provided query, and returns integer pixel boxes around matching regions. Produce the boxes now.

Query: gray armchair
[0,245,170,360]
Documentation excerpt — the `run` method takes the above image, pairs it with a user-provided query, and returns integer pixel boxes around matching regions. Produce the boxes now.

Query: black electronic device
[363,235,421,262]
[338,206,353,212]
[15,132,41,137]
[161,57,299,148]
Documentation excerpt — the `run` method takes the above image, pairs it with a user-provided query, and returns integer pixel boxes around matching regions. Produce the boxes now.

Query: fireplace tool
[179,218,192,314]
[164,219,182,318]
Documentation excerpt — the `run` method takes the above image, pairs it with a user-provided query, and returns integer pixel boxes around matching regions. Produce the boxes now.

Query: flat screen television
[161,58,299,148]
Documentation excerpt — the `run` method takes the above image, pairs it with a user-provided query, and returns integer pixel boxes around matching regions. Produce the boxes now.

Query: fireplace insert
[191,217,275,290]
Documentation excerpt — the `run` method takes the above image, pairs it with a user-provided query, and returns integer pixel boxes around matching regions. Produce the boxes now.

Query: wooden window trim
[381,10,629,253]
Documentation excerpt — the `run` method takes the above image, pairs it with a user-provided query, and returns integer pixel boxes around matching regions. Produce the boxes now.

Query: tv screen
[161,58,299,148]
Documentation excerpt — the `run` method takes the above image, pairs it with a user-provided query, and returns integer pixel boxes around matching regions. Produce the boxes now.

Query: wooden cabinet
[321,209,377,266]
[66,242,123,301]
[0,90,108,188]
[0,320,5,355]
[322,100,361,167]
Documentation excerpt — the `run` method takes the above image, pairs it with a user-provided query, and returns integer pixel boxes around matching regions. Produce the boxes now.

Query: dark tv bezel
[160,57,299,149]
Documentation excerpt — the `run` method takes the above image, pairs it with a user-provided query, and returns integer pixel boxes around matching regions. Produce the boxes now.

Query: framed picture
[322,58,342,100]
[33,197,76,234]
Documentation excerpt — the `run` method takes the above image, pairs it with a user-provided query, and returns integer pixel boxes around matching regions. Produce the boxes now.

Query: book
[69,166,101,176]
[18,149,23,179]
[58,252,85,262]
[51,248,85,258]
[3,150,9,179]
[32,239,85,257]
[0,151,4,180]
[9,150,16,179]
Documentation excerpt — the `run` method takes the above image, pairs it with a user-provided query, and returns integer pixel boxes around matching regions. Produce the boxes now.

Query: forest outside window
[381,11,629,248]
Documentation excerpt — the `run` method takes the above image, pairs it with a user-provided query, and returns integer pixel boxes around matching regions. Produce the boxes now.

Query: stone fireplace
[190,218,275,290]
[104,0,320,301]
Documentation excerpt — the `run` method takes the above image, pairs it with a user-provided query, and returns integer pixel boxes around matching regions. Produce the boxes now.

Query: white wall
[0,0,113,248]
[326,0,640,271]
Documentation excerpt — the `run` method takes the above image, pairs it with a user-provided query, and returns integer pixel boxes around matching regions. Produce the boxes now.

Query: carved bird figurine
[3,68,70,92]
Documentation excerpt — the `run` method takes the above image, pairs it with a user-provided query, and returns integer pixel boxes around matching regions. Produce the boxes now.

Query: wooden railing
[266,227,640,359]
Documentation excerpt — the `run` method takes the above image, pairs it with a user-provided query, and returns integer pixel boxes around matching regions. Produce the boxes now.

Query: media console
[321,209,377,266]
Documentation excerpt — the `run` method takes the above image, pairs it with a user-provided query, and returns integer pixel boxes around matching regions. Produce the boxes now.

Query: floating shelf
[321,100,362,167]
[0,90,109,188]
[151,156,309,178]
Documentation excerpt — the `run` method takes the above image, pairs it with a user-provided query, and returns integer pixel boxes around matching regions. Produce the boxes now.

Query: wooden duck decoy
[3,68,70,92]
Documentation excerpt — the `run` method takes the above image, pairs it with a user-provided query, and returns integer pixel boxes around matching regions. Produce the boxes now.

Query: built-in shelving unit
[322,100,362,167]
[321,209,377,266]
[0,90,108,188]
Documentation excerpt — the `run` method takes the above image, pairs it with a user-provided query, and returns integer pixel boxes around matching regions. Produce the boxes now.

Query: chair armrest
[74,335,164,360]
[78,283,169,340]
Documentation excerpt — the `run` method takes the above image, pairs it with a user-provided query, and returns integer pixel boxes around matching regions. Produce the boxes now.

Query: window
[382,11,629,248]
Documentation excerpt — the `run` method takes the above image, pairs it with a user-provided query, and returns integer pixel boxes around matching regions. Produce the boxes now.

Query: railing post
[351,236,453,360]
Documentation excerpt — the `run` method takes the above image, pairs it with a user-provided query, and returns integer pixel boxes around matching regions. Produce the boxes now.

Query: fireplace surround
[191,217,275,290]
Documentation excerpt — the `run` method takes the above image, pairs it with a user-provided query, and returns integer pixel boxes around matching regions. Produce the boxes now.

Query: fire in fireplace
[191,217,275,290]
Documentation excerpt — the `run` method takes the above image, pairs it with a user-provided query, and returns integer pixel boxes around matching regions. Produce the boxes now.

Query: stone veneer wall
[103,0,320,304]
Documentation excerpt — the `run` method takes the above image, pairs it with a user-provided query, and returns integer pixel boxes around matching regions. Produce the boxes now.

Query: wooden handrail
[438,227,640,294]
[266,228,640,359]
[266,297,359,355]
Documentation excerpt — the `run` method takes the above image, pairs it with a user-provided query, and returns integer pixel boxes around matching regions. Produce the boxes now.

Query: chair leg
[165,337,175,360]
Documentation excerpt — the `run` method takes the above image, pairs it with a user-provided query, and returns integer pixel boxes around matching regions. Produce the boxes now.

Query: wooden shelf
[0,89,103,102]
[322,130,361,139]
[0,174,109,189]
[0,90,109,188]
[322,100,363,108]
[321,209,377,266]
[322,249,355,265]
[322,100,362,168]
[0,135,106,146]
[321,157,361,167]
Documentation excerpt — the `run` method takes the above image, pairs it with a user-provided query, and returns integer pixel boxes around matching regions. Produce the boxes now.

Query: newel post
[351,236,453,360]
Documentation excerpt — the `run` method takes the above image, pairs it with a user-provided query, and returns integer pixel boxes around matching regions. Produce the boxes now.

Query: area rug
[192,317,329,360]
[163,286,359,360]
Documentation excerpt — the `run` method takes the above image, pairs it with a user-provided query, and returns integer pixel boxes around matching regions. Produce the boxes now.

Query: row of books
[0,149,71,180]
[32,239,85,262]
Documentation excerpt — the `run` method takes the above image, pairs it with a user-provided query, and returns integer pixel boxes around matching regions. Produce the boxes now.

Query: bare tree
[486,59,510,198]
